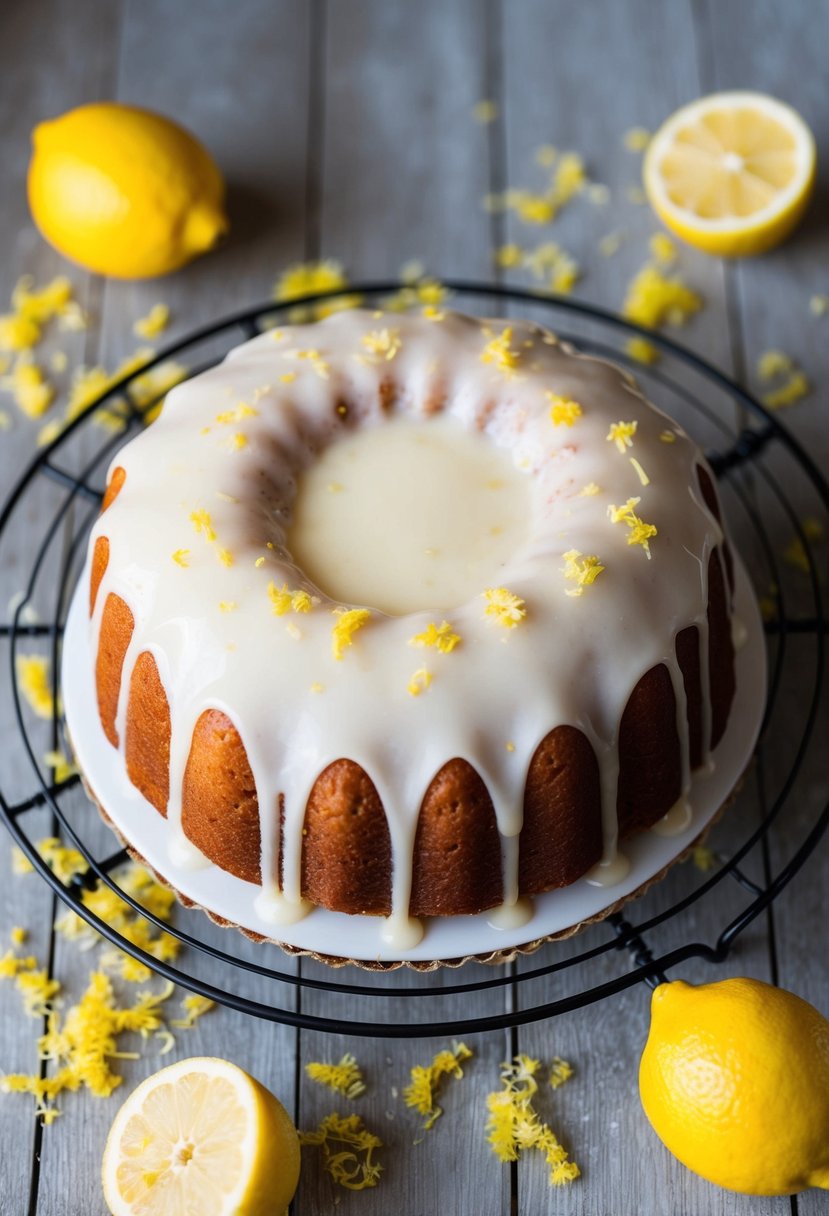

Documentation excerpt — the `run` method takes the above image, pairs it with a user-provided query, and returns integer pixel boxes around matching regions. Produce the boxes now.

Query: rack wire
[1,282,827,1037]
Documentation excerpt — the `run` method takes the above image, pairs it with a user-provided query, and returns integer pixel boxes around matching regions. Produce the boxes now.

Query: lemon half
[644,91,816,256]
[101,1056,300,1216]
[28,102,228,279]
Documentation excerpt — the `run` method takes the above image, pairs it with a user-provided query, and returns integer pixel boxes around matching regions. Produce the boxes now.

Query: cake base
[61,556,765,967]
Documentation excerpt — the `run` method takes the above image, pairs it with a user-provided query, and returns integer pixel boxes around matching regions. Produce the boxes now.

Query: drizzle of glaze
[651,797,694,838]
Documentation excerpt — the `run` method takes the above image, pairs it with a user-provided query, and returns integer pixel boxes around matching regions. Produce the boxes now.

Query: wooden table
[1,2,827,1213]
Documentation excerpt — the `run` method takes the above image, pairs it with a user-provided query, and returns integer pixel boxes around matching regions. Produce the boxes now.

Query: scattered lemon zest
[218,600,237,613]
[608,496,657,557]
[16,654,56,719]
[659,429,677,444]
[757,348,811,410]
[403,1042,473,1130]
[409,621,461,654]
[361,328,401,362]
[382,269,449,314]
[624,127,652,152]
[171,549,190,567]
[273,260,350,321]
[407,668,433,697]
[43,750,77,783]
[310,682,325,694]
[606,419,638,453]
[549,1057,574,1089]
[809,294,828,317]
[11,847,34,875]
[283,347,330,379]
[1,966,175,1122]
[692,844,717,872]
[217,548,233,567]
[189,508,216,542]
[133,303,169,340]
[10,927,28,947]
[299,1113,383,1191]
[215,402,259,425]
[332,608,371,660]
[623,263,701,331]
[578,482,600,497]
[279,370,297,383]
[523,241,581,294]
[0,315,42,353]
[626,336,660,365]
[561,549,605,596]
[481,326,522,377]
[169,994,216,1029]
[649,232,677,265]
[306,1053,366,1100]
[783,520,824,573]
[472,100,498,123]
[495,243,524,269]
[483,587,526,628]
[546,393,583,427]
[1,355,55,418]
[268,583,319,616]
[599,231,624,257]
[630,457,650,486]
[486,1054,580,1186]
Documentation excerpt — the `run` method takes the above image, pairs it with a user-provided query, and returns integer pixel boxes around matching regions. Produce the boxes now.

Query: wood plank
[31,3,313,1211]
[696,3,829,1212]
[0,3,124,1212]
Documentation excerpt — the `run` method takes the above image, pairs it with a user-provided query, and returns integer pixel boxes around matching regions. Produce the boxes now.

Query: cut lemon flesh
[644,92,816,256]
[102,1056,300,1216]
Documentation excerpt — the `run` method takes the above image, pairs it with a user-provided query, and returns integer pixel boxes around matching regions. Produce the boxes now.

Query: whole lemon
[639,977,829,1195]
[28,102,228,279]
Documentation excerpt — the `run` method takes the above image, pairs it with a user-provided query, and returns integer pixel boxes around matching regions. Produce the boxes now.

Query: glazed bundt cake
[81,309,736,949]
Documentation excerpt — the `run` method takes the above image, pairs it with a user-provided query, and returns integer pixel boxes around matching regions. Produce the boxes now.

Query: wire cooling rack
[1,283,827,1037]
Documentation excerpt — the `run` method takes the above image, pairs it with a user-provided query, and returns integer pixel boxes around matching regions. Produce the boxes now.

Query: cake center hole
[287,415,532,615]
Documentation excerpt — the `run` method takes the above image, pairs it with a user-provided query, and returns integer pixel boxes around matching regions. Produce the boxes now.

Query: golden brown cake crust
[301,760,392,914]
[182,709,261,884]
[410,758,503,916]
[519,725,603,894]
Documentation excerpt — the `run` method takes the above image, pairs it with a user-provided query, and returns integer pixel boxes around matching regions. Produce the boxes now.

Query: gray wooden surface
[1,2,827,1214]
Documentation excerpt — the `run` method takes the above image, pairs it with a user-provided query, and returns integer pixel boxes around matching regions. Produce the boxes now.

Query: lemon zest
[809,294,828,316]
[171,549,190,567]
[561,549,605,596]
[630,457,650,486]
[626,337,659,365]
[409,621,461,654]
[332,608,371,660]
[169,994,216,1029]
[608,496,657,557]
[403,1042,473,1130]
[758,350,810,410]
[133,303,170,340]
[268,582,319,616]
[624,127,652,152]
[214,402,259,425]
[16,654,56,719]
[659,429,677,443]
[481,326,521,377]
[299,1112,383,1191]
[472,100,498,123]
[407,668,433,697]
[10,927,28,947]
[189,508,216,542]
[546,393,583,427]
[578,482,600,497]
[495,244,524,268]
[306,1052,367,1099]
[1,355,55,418]
[606,420,638,453]
[483,587,526,628]
[360,327,402,362]
[649,232,677,265]
[485,1054,580,1186]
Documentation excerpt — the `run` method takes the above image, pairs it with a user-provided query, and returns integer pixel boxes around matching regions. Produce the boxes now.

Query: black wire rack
[1,282,827,1038]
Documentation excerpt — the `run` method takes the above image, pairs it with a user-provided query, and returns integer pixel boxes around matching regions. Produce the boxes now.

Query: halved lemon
[101,1056,300,1216]
[644,92,816,256]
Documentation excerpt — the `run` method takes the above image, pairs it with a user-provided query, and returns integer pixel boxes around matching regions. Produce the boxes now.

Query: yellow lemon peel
[403,1042,473,1131]
[306,1052,367,1100]
[299,1113,383,1191]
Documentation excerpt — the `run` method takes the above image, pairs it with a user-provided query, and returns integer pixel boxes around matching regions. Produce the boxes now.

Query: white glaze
[84,309,728,945]
[288,416,532,614]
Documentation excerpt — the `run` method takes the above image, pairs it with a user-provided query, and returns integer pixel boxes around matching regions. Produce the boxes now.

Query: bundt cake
[79,309,737,950]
